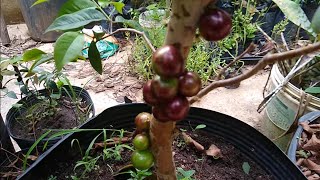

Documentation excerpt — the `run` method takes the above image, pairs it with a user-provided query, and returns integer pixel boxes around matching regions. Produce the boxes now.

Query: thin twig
[0,147,29,167]
[216,43,256,80]
[256,25,280,52]
[281,32,290,51]
[101,28,156,52]
[93,137,131,149]
[190,42,320,104]
[256,25,275,44]
[181,132,204,152]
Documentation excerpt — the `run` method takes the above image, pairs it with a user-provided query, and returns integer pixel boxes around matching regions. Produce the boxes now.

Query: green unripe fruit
[131,150,154,170]
[133,134,150,151]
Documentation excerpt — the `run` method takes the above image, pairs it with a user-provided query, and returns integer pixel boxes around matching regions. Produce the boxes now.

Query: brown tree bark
[0,8,10,45]
[149,1,213,179]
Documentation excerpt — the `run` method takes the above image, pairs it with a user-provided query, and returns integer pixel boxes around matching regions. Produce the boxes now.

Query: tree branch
[216,43,256,80]
[102,28,156,52]
[190,42,320,104]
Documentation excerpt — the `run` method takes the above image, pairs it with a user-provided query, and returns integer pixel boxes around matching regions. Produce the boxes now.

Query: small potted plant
[1,49,95,150]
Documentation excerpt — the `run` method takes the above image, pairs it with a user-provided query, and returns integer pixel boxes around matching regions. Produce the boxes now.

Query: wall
[1,0,24,24]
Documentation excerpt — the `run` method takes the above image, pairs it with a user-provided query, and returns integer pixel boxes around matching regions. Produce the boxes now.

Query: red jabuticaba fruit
[135,112,152,132]
[133,134,150,151]
[179,71,201,97]
[164,96,190,121]
[152,106,170,122]
[152,45,184,78]
[199,8,232,41]
[151,75,178,101]
[131,150,154,170]
[143,80,158,106]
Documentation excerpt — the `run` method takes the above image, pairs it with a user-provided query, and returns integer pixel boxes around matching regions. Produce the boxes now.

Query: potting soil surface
[45,130,273,179]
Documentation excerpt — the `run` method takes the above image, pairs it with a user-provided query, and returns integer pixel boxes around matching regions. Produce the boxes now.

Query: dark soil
[11,96,88,140]
[46,129,273,180]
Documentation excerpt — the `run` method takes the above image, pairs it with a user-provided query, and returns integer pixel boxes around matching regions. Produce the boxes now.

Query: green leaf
[98,0,110,8]
[272,0,316,36]
[12,103,23,108]
[311,7,320,34]
[305,87,320,94]
[31,0,49,7]
[88,41,102,74]
[7,91,18,99]
[109,2,125,14]
[22,49,46,62]
[50,93,61,99]
[58,0,96,17]
[195,124,206,130]
[29,55,53,72]
[93,31,106,40]
[1,70,16,76]
[242,162,251,175]
[46,8,107,33]
[54,32,84,71]
[23,130,51,170]
[0,60,10,71]
[47,80,58,90]
[20,85,28,95]
[115,16,145,32]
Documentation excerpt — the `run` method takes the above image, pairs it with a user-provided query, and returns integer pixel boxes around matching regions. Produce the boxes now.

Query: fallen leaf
[303,159,320,174]
[303,134,320,152]
[309,124,320,128]
[303,170,312,176]
[300,122,320,134]
[307,174,320,180]
[27,155,38,161]
[297,158,304,166]
[206,144,223,159]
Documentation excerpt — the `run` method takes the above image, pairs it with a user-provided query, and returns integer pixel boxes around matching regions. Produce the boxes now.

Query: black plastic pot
[6,86,95,150]
[0,115,15,161]
[18,103,304,179]
[287,111,320,163]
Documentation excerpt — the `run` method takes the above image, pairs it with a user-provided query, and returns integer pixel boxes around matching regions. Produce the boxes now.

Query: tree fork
[149,1,213,179]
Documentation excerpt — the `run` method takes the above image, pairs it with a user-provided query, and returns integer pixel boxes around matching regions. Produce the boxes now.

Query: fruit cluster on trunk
[132,1,232,178]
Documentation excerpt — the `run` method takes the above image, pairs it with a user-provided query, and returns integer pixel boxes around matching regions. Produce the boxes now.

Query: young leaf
[109,2,125,14]
[311,6,320,34]
[58,0,96,17]
[305,87,320,94]
[54,32,84,71]
[242,162,251,175]
[31,0,49,7]
[195,124,206,130]
[6,91,18,99]
[46,8,107,33]
[23,49,46,62]
[88,41,102,74]
[272,0,316,36]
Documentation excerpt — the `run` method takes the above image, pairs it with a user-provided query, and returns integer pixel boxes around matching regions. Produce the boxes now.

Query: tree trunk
[0,8,10,45]
[150,0,213,179]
